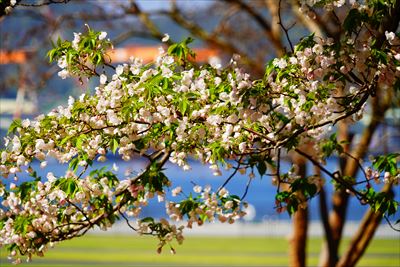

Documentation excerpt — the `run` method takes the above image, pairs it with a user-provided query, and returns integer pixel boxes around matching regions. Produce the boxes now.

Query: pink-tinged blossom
[58,69,70,79]
[193,185,202,193]
[171,186,182,196]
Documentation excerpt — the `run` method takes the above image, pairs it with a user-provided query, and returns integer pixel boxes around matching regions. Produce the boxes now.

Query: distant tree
[0,1,399,267]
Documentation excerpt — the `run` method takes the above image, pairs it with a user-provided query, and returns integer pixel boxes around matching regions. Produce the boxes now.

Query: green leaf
[134,139,145,150]
[55,177,79,197]
[286,197,299,216]
[140,217,154,223]
[265,60,275,76]
[111,139,119,154]
[7,119,21,134]
[294,33,315,52]
[75,135,86,150]
[69,157,79,172]
[184,36,194,46]
[257,161,267,176]
[179,98,189,115]
[47,48,57,62]
[343,8,363,32]
[371,48,388,64]
[321,133,344,158]
[373,153,399,176]
[14,216,31,234]
[275,191,290,202]
[59,135,72,146]
[179,199,198,216]
[290,178,318,199]
[18,180,37,201]
[167,37,196,64]
[167,44,178,55]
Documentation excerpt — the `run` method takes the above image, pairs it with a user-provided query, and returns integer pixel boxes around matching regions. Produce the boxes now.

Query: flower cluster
[3,0,17,15]
[166,185,245,227]
[49,25,113,81]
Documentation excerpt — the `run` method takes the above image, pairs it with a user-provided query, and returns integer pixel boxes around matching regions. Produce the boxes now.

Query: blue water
[4,156,398,222]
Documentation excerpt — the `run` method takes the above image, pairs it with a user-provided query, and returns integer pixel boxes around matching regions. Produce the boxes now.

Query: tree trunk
[318,121,351,267]
[337,183,393,267]
[318,186,337,267]
[290,205,308,267]
[319,91,391,266]
[289,155,308,267]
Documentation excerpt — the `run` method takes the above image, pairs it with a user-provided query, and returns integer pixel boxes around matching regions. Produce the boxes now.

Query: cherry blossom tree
[1,1,399,266]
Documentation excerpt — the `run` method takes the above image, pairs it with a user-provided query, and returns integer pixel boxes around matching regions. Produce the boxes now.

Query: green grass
[1,235,399,267]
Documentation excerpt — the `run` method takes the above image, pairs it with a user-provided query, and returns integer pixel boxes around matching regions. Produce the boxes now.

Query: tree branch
[165,4,264,75]
[16,0,70,7]
[278,0,294,53]
[290,0,323,37]
[224,0,285,56]
[318,186,337,267]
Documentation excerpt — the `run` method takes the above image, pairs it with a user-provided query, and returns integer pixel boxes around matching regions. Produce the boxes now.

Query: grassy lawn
[1,235,399,267]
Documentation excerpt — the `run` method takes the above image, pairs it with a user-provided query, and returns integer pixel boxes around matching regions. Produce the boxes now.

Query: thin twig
[295,148,362,198]
[217,159,242,193]
[384,215,400,232]
[278,0,294,53]
[241,175,253,200]
[276,148,281,194]
[342,151,369,184]
[224,0,285,56]
[17,0,70,7]
[119,211,138,231]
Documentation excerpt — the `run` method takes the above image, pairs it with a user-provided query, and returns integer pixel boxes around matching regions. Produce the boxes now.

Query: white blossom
[162,33,170,42]
[100,74,107,85]
[172,186,182,196]
[98,31,107,40]
[72,32,81,50]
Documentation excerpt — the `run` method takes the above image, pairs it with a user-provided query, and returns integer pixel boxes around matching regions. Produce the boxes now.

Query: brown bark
[337,183,393,267]
[290,1,323,38]
[264,0,281,42]
[319,90,392,266]
[322,2,400,264]
[318,121,351,267]
[290,204,308,267]
[323,190,348,267]
[335,92,393,266]
[320,105,387,267]
[289,155,308,267]
[318,187,337,267]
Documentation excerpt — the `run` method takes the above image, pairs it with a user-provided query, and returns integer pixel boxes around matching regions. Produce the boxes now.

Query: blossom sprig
[48,24,113,80]
[137,217,184,254]
[166,185,246,227]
